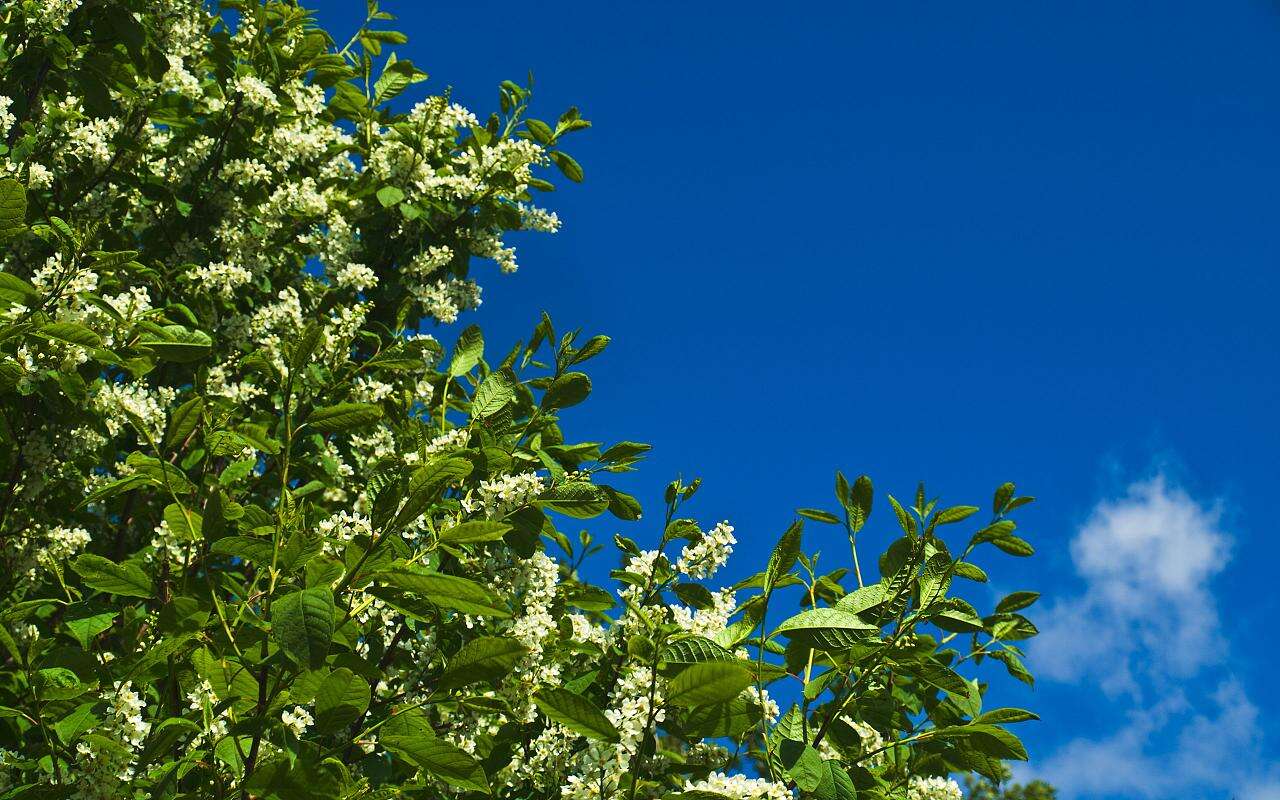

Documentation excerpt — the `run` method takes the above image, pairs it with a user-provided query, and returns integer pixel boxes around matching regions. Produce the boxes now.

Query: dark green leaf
[374,570,509,617]
[437,636,528,690]
[438,520,511,544]
[382,729,489,792]
[314,667,370,734]
[71,555,151,598]
[666,662,752,707]
[272,587,335,668]
[533,688,620,742]
[307,403,383,432]
[542,371,591,409]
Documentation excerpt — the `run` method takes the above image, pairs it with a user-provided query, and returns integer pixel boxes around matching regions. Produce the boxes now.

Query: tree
[966,773,1058,800]
[0,2,1046,798]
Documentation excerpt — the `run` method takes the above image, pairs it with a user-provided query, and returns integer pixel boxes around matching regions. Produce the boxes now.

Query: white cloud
[1029,679,1269,798]
[1031,475,1228,697]
[1025,473,1275,798]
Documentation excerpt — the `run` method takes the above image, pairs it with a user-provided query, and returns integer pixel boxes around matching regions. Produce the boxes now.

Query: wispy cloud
[1024,473,1276,798]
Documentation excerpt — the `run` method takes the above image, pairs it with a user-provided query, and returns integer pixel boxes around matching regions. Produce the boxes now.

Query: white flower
[906,776,963,800]
[684,772,792,800]
[744,685,780,724]
[29,0,81,33]
[520,203,561,233]
[230,74,278,111]
[191,261,254,297]
[676,521,736,579]
[0,96,13,135]
[161,54,203,99]
[27,162,53,189]
[334,262,377,292]
[91,380,177,440]
[281,705,313,737]
[471,472,545,519]
[62,116,121,166]
[318,510,372,555]
[353,376,394,403]
[671,587,736,637]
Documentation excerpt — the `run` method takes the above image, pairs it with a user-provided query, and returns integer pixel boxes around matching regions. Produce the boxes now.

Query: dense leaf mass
[0,2,1045,799]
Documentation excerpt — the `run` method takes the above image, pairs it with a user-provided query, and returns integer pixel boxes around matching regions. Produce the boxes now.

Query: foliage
[0,2,1047,799]
[964,773,1058,800]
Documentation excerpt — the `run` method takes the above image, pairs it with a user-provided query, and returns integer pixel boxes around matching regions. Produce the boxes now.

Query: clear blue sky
[309,3,1280,796]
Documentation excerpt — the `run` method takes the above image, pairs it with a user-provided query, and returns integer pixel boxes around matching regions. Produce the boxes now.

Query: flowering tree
[0,2,1046,799]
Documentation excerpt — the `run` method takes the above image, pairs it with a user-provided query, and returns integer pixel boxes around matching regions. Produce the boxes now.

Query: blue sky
[309,3,1280,797]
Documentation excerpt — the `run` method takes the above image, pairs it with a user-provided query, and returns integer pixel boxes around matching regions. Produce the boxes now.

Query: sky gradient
[309,3,1280,796]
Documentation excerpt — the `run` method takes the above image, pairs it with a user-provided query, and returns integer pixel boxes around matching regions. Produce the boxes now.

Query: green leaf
[164,396,203,450]
[533,688,620,742]
[681,698,759,738]
[993,482,1016,515]
[438,520,512,545]
[911,659,970,697]
[289,321,324,373]
[778,739,825,793]
[71,555,151,598]
[995,591,1040,614]
[811,760,856,800]
[392,456,473,529]
[0,178,28,240]
[0,272,39,306]
[549,150,584,182]
[973,707,1040,725]
[569,334,609,365]
[953,561,988,582]
[448,325,484,377]
[565,584,615,612]
[272,587,335,669]
[373,58,420,104]
[139,326,212,362]
[437,636,528,690]
[525,118,554,144]
[39,321,101,348]
[163,503,202,541]
[933,505,980,526]
[471,367,517,418]
[773,607,878,650]
[763,520,803,595]
[797,508,841,524]
[541,371,591,409]
[53,701,98,745]
[314,667,370,734]
[34,667,92,700]
[666,662,753,707]
[374,570,509,617]
[599,441,651,464]
[848,474,873,532]
[952,723,1029,761]
[538,482,609,519]
[834,582,886,615]
[382,729,489,793]
[887,494,916,535]
[307,403,383,432]
[930,599,985,633]
[993,535,1035,557]
[79,474,153,507]
[376,186,405,207]
[662,636,737,665]
[63,612,115,650]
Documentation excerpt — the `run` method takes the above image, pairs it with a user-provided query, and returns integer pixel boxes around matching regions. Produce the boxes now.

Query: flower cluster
[683,772,793,800]
[676,520,736,578]
[907,775,965,800]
